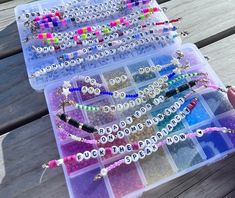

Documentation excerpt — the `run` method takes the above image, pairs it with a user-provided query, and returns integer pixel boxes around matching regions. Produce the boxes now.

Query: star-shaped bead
[62,87,71,97]
[171,58,180,66]
[63,81,72,88]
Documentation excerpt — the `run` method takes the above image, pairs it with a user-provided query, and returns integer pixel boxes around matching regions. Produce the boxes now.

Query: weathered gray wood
[141,34,235,198]
[1,0,235,58]
[0,115,68,198]
[0,53,47,134]
[162,0,235,45]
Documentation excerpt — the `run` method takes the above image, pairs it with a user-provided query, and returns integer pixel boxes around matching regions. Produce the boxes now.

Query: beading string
[94,127,235,180]
[30,34,179,78]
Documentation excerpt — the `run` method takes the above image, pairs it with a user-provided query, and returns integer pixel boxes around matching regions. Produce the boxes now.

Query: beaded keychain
[30,33,179,78]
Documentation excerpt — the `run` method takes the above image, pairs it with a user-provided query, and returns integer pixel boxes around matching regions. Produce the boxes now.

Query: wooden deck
[0,0,235,197]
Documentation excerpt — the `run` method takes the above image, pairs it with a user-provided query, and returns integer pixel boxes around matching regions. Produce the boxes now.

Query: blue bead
[168,72,176,79]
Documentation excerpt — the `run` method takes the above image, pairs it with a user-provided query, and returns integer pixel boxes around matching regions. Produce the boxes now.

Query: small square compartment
[167,138,204,171]
[55,109,87,140]
[102,67,131,91]
[180,97,211,126]
[218,115,235,148]
[151,108,185,134]
[107,162,144,198]
[128,115,156,143]
[69,167,110,198]
[75,75,106,102]
[127,61,156,83]
[86,98,117,126]
[195,122,231,159]
[202,91,233,116]
[140,147,175,184]
[61,140,98,174]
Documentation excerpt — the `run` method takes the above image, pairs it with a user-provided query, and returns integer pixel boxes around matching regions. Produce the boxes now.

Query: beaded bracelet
[30,34,179,78]
[42,98,202,172]
[33,18,181,45]
[34,26,177,55]
[94,127,235,180]
[65,73,206,113]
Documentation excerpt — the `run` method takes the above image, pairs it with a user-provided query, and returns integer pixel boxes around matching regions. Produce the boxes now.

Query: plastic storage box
[44,43,235,198]
[15,0,180,91]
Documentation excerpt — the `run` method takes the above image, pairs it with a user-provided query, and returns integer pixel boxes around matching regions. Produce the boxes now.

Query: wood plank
[162,0,235,45]
[141,34,235,198]
[1,0,235,58]
[0,53,47,134]
[0,115,68,198]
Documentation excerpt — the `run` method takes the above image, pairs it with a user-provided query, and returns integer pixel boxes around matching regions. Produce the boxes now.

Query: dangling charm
[227,86,235,108]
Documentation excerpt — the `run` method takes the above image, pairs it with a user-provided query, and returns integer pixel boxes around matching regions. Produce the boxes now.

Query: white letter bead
[117,104,123,111]
[153,98,160,105]
[135,98,142,105]
[131,153,139,162]
[94,88,101,95]
[100,168,108,176]
[119,121,127,129]
[139,68,145,74]
[166,137,173,145]
[76,153,84,162]
[172,135,180,143]
[152,117,159,125]
[111,146,119,154]
[107,134,115,142]
[136,123,144,131]
[120,92,126,99]
[126,144,133,152]
[129,100,135,108]
[145,139,152,146]
[164,108,172,116]
[98,128,105,135]
[117,131,125,139]
[145,119,153,127]
[134,111,142,118]
[110,105,117,112]
[124,128,131,135]
[109,79,115,86]
[138,150,146,159]
[126,117,133,125]
[151,136,158,143]
[100,136,108,144]
[144,147,153,156]
[105,127,112,134]
[119,145,126,153]
[121,75,127,82]
[140,107,147,114]
[152,144,158,152]
[102,106,110,113]
[130,125,137,133]
[196,129,204,137]
[83,151,91,160]
[84,76,91,83]
[113,91,120,98]
[99,148,106,156]
[115,77,121,84]
[179,133,187,141]
[112,124,119,132]
[91,149,98,158]
[123,102,130,110]
[124,155,132,164]
[88,87,94,94]
[178,97,185,105]
[145,103,152,111]
[138,140,145,149]
[81,86,88,93]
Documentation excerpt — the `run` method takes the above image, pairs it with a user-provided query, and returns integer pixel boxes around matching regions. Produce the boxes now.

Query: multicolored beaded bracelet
[42,98,201,173]
[94,126,235,180]
[30,34,179,78]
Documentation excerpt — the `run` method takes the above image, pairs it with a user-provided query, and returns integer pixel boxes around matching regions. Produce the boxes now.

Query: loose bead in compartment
[61,140,98,174]
[140,147,175,184]
[103,67,131,91]
[167,138,204,171]
[86,98,117,126]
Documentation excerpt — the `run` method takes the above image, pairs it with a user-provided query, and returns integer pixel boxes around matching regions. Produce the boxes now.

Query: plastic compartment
[44,43,235,198]
[15,0,181,91]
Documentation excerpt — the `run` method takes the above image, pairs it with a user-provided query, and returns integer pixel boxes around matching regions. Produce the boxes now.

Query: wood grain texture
[162,0,235,45]
[0,115,68,198]
[0,53,47,134]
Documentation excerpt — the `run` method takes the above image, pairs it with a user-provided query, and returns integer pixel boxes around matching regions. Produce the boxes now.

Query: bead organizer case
[15,0,181,91]
[44,43,235,198]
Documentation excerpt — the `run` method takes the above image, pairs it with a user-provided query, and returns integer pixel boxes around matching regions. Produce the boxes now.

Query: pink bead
[73,35,78,41]
[153,7,158,12]
[120,17,124,23]
[95,31,101,37]
[87,26,92,32]
[127,3,132,9]
[37,34,43,39]
[39,24,44,29]
[125,21,130,26]
[132,143,139,150]
[46,33,52,38]
[34,16,40,21]
[48,160,57,168]
[110,21,116,27]
[143,8,148,13]
[77,29,83,34]
[62,19,67,26]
